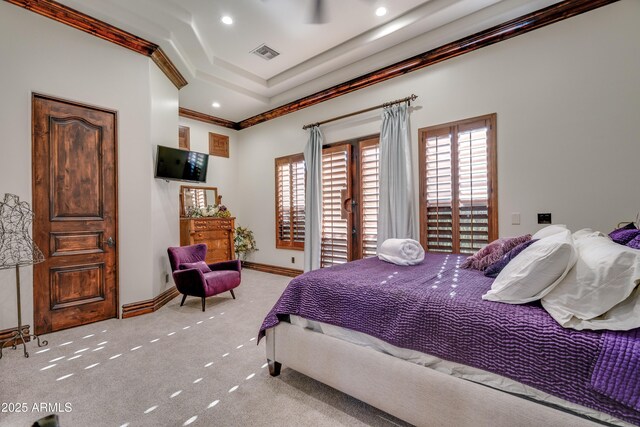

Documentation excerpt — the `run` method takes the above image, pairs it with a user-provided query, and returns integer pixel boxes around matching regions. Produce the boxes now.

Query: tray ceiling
[54,0,562,122]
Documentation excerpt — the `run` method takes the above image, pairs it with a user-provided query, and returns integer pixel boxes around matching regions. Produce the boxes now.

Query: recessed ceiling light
[212,102,221,108]
[375,7,387,17]
[221,16,233,25]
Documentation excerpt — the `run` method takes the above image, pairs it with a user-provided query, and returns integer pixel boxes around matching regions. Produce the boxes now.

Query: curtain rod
[302,94,418,130]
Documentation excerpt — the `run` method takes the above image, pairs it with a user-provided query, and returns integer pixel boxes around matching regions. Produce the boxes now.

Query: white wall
[150,63,180,297]
[0,3,179,329]
[236,0,640,270]
[177,118,241,225]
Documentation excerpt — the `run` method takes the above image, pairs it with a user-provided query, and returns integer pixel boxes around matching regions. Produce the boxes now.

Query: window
[275,154,305,250]
[419,114,497,254]
[274,136,380,264]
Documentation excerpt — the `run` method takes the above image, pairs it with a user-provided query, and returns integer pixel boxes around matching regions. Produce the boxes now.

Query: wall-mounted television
[155,145,209,183]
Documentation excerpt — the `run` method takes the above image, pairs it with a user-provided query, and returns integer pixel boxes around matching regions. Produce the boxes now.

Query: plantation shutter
[457,119,491,253]
[321,144,351,267]
[424,128,454,252]
[420,115,497,254]
[359,139,379,258]
[291,159,306,244]
[275,154,305,250]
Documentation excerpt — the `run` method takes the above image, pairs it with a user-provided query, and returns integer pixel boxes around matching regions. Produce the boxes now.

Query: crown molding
[179,108,239,130]
[4,0,188,89]
[151,48,188,89]
[236,0,618,129]
[6,0,617,128]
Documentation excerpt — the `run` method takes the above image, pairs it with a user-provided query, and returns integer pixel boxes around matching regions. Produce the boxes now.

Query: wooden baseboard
[121,263,300,318]
[242,261,302,278]
[0,325,30,348]
[121,286,180,319]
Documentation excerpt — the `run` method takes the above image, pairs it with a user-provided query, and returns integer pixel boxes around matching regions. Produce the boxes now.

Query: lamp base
[0,328,48,359]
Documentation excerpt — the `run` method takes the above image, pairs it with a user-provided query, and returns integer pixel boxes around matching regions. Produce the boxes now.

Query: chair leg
[180,294,187,307]
[201,297,206,312]
[230,289,236,300]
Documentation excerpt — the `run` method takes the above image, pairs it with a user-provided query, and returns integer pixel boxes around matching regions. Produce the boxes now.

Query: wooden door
[32,95,118,335]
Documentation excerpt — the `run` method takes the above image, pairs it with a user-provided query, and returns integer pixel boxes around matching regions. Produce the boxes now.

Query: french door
[321,136,380,267]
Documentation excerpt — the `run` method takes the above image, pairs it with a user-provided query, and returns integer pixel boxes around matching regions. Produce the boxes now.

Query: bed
[259,253,640,427]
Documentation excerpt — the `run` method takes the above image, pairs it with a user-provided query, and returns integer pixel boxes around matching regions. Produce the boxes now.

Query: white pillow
[572,228,605,241]
[552,287,640,331]
[541,235,640,324]
[482,229,577,304]
[532,224,568,240]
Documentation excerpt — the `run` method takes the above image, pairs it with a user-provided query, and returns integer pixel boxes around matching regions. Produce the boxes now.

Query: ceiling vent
[251,44,280,60]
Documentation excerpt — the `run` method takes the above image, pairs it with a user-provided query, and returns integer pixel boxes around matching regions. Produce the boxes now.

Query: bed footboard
[265,322,605,427]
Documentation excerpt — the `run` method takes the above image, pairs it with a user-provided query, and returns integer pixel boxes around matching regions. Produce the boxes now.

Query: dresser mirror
[180,185,219,217]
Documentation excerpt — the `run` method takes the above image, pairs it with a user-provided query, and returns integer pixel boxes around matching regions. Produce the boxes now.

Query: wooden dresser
[179,217,235,264]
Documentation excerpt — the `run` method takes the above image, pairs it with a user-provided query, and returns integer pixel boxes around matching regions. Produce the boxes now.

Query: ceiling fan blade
[309,0,328,24]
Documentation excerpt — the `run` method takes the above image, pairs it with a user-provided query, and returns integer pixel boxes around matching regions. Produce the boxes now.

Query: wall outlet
[291,257,295,264]
[165,273,170,283]
[537,213,552,224]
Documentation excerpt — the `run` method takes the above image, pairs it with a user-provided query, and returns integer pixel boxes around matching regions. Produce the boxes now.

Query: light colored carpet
[0,270,410,427]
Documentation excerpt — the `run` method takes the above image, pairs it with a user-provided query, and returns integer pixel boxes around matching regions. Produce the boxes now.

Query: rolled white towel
[377,238,425,266]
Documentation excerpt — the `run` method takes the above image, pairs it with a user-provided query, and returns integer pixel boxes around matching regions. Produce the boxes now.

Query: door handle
[105,237,115,248]
[340,188,352,220]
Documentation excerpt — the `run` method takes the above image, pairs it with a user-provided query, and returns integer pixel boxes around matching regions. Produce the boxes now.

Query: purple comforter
[259,254,640,425]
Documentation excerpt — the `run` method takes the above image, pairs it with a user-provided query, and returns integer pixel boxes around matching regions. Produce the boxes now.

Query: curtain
[303,126,323,272]
[377,103,416,248]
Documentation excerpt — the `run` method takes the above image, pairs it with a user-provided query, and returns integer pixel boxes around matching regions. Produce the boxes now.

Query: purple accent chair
[167,244,241,311]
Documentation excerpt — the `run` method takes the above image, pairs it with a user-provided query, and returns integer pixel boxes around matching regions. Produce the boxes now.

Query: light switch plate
[511,213,521,225]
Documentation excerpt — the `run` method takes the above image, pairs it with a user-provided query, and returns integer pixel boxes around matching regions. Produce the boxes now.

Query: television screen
[155,145,209,183]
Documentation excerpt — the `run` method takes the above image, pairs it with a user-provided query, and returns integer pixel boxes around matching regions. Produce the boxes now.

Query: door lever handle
[105,237,115,248]
[340,188,352,220]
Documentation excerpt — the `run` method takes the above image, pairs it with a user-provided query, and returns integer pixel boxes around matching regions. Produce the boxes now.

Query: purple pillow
[461,234,532,271]
[461,239,505,269]
[179,261,211,274]
[484,239,538,278]
[628,235,640,250]
[609,227,640,245]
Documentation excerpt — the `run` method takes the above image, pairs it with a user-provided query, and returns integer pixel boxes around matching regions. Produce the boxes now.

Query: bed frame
[266,322,606,427]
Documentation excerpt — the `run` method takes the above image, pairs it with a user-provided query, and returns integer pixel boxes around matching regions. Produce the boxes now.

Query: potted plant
[186,204,231,218]
[235,226,258,261]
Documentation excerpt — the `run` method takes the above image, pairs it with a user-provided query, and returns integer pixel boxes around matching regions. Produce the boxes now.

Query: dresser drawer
[191,219,233,231]
[207,248,233,263]
[181,217,235,262]
[192,230,229,242]
[192,220,212,230]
